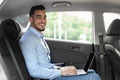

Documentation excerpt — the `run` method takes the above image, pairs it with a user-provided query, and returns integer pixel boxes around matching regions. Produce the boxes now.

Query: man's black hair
[29,5,45,17]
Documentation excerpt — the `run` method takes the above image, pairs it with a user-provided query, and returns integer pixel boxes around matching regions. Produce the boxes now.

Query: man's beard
[35,26,45,31]
[39,28,45,31]
[32,23,45,31]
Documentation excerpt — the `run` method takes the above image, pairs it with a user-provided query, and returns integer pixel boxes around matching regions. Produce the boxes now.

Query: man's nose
[41,18,46,22]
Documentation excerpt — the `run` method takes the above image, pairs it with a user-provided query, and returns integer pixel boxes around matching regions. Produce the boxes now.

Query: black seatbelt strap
[4,38,24,80]
[99,35,105,80]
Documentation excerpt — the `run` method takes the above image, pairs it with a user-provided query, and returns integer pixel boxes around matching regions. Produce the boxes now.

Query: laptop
[65,43,96,76]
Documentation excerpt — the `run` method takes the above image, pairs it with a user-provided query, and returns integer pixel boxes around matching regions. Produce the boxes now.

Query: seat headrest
[106,19,120,36]
[1,19,21,39]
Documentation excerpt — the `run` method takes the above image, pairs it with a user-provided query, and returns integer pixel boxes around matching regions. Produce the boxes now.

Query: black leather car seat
[104,19,120,80]
[0,21,21,80]
[0,19,32,80]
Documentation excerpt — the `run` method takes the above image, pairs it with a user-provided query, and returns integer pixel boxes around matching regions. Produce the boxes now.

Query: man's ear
[29,17,33,23]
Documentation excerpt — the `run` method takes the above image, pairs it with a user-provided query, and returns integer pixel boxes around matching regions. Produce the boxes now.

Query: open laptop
[65,43,96,76]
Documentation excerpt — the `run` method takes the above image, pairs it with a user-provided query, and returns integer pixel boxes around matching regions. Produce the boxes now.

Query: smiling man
[19,5,101,80]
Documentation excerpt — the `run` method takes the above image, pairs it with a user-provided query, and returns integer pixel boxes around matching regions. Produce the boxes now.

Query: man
[19,5,101,80]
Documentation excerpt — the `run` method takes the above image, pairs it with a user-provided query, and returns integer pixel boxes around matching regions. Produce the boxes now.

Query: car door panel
[46,39,94,69]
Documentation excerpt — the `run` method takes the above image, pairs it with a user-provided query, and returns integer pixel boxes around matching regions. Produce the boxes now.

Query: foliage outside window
[45,11,92,42]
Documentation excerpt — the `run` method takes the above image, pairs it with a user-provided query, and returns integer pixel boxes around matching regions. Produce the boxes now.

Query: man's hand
[60,66,77,76]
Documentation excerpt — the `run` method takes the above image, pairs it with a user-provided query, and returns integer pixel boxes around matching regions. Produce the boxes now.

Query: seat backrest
[1,19,32,80]
[0,22,21,80]
[104,19,120,80]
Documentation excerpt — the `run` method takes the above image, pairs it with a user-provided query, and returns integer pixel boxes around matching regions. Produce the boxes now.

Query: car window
[45,11,93,42]
[103,12,120,32]
[13,11,93,43]
[13,15,30,33]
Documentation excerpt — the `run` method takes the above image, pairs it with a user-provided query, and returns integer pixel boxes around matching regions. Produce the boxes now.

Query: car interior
[0,0,120,80]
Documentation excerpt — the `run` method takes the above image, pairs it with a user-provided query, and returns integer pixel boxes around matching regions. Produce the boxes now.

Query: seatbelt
[4,38,24,80]
[99,35,105,80]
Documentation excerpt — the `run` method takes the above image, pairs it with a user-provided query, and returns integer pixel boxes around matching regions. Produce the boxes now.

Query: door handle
[69,46,80,51]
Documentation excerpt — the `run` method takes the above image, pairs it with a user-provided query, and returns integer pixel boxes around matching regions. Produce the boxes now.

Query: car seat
[104,19,120,80]
[0,19,32,80]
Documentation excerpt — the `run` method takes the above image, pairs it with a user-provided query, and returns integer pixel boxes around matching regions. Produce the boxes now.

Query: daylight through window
[45,11,93,42]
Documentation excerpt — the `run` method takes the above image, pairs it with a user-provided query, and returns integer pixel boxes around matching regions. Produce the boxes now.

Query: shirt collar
[28,27,44,39]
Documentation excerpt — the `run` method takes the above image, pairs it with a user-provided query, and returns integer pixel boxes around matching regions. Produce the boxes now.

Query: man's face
[29,10,47,31]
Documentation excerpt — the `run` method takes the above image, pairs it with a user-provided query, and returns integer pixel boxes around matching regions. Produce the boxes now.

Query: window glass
[45,11,93,42]
[13,15,30,33]
[103,12,120,32]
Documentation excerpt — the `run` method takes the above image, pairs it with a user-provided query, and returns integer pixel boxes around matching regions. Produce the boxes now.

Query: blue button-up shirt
[19,27,61,79]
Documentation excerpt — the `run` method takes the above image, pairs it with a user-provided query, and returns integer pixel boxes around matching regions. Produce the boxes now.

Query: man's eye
[36,16,41,19]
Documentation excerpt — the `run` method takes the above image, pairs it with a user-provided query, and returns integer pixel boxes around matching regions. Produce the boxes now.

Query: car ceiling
[0,0,120,19]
